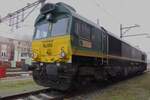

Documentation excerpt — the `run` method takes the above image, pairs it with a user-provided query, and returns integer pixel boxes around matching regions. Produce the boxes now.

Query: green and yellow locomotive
[28,2,147,91]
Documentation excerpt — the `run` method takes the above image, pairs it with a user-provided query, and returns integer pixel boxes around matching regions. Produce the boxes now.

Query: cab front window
[51,18,69,36]
[34,22,51,40]
[33,17,69,40]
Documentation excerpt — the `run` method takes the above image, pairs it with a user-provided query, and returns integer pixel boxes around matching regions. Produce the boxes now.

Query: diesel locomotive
[28,2,147,90]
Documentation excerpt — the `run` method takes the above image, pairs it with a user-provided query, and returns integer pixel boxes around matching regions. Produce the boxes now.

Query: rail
[0,88,64,100]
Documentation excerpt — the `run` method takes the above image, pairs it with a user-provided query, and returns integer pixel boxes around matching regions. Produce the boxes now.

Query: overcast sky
[0,0,150,59]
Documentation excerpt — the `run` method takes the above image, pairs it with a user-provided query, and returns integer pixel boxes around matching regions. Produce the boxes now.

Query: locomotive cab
[32,14,72,63]
[30,3,76,90]
[32,3,74,63]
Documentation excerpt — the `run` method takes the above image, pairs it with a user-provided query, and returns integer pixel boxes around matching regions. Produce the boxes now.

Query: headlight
[60,51,66,58]
[32,53,38,59]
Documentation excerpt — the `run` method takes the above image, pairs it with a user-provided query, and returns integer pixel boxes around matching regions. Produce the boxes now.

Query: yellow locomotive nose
[32,35,72,63]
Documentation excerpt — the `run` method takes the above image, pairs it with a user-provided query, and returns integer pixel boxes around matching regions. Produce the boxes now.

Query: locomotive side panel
[71,18,100,58]
[108,35,121,56]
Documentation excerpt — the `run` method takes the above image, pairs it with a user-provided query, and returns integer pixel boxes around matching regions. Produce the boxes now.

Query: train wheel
[32,69,74,91]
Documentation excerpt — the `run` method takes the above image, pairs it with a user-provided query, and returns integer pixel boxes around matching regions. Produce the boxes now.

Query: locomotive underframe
[32,55,147,91]
[32,62,77,90]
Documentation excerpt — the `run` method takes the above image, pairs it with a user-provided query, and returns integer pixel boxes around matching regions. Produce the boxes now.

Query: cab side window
[73,18,91,41]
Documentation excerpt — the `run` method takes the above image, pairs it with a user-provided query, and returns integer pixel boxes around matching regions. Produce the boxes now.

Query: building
[0,36,31,62]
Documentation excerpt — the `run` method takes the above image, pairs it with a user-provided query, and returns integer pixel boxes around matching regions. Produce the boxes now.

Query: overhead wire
[92,0,122,24]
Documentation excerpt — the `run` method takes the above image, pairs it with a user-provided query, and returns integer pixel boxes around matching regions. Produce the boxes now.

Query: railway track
[1,69,149,100]
[0,88,64,100]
